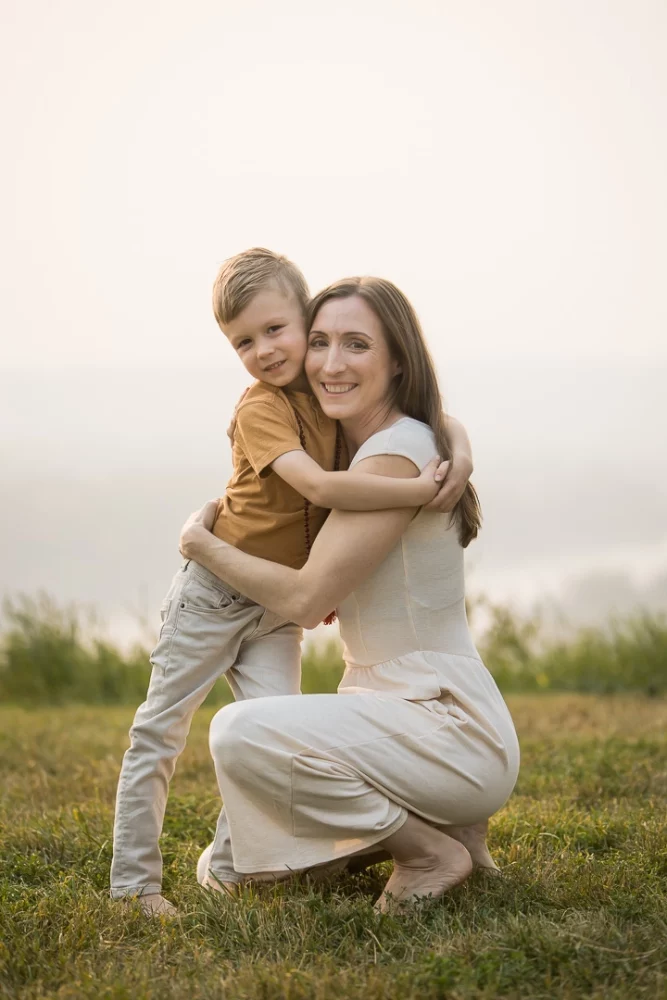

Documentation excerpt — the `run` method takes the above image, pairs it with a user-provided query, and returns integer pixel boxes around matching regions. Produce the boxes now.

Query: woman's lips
[320,383,357,394]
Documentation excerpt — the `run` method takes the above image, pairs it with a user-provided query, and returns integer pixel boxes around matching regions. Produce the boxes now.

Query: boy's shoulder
[234,382,298,437]
[237,381,291,413]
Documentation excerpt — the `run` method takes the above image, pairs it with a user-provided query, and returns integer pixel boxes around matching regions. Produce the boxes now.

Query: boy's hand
[179,499,219,558]
[423,455,473,513]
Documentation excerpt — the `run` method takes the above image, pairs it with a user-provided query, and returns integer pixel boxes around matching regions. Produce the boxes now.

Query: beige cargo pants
[110,559,302,898]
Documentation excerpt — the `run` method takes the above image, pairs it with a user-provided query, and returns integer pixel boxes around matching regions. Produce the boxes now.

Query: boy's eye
[267,325,283,335]
[237,339,252,350]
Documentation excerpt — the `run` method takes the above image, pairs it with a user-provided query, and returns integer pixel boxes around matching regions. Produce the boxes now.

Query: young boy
[111,248,474,915]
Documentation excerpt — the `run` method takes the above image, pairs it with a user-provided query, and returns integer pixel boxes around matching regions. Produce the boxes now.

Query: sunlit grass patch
[1,697,666,998]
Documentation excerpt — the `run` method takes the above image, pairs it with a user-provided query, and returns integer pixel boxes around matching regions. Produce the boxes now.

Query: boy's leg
[111,562,262,900]
[202,618,303,887]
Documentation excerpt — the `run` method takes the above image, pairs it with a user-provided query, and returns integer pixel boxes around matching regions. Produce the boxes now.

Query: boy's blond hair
[212,248,310,328]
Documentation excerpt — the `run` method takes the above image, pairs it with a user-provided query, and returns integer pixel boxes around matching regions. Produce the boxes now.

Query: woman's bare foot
[375,815,472,913]
[136,893,178,917]
[197,842,240,896]
[442,821,500,872]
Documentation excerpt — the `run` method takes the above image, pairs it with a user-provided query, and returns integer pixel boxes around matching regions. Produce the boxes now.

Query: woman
[180,277,520,910]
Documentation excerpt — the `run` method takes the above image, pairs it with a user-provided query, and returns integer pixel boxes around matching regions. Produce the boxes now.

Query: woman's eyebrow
[309,329,372,338]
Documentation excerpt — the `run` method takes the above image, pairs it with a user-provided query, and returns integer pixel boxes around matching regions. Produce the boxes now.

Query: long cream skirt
[208,654,519,874]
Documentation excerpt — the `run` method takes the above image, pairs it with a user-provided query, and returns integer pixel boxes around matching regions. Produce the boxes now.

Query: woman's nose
[321,347,346,375]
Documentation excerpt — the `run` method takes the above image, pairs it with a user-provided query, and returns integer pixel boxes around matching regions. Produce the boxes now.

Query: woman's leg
[441,820,499,871]
[341,818,499,875]
[208,691,515,878]
[375,814,472,912]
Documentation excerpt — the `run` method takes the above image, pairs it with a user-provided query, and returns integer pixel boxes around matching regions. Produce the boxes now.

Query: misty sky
[3,0,666,642]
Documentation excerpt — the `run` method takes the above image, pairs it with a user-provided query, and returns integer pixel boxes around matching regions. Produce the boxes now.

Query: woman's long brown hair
[307,276,481,547]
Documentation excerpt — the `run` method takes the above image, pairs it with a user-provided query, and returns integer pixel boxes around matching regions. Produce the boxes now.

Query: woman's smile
[306,294,402,443]
[320,382,358,394]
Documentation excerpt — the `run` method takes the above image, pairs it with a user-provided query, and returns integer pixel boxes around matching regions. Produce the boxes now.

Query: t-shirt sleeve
[234,395,303,476]
[351,421,437,472]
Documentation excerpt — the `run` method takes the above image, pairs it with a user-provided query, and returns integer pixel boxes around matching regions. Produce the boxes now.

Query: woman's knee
[209,700,262,762]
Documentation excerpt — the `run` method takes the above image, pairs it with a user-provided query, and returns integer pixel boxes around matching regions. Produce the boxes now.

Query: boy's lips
[263,359,286,373]
[320,382,357,394]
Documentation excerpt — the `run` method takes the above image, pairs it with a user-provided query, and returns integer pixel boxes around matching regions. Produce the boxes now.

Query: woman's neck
[341,405,405,457]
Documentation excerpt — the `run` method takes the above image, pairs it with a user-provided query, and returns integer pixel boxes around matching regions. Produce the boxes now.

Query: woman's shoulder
[350,417,437,470]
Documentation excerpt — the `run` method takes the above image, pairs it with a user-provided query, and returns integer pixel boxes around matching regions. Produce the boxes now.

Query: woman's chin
[314,387,359,418]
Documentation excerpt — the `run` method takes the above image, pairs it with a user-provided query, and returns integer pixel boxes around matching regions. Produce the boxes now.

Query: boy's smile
[223,285,310,391]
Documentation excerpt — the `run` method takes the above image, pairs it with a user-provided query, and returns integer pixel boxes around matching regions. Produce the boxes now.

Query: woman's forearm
[179,454,422,630]
[183,528,309,624]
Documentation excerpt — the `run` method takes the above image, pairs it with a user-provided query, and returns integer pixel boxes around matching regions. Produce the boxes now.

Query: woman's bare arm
[180,454,420,628]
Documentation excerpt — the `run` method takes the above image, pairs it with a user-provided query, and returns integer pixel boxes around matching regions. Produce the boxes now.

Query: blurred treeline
[0,594,665,705]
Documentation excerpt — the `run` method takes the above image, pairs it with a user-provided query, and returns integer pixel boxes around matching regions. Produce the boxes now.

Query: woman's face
[305,294,401,425]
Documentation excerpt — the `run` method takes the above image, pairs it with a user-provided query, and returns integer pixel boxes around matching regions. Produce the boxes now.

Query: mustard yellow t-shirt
[213,382,347,569]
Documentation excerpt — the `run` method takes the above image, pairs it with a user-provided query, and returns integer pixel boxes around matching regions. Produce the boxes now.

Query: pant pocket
[157,598,178,639]
[180,572,237,613]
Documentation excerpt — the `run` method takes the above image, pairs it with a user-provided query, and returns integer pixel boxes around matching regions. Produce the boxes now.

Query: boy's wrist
[414,479,437,503]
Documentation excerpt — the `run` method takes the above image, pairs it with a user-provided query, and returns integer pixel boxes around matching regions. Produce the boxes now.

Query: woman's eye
[308,337,327,348]
[349,340,368,350]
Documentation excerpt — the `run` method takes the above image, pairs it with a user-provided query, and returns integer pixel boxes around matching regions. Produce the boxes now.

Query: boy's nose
[256,342,275,359]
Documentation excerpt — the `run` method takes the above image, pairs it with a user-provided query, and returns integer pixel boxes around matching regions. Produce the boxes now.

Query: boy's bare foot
[136,893,178,917]
[375,815,473,914]
[442,821,500,872]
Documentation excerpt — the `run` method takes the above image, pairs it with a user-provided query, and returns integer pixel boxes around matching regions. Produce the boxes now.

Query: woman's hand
[414,457,444,503]
[179,499,219,559]
[423,455,474,513]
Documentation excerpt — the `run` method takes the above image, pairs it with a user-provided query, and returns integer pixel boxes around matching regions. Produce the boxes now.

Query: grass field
[1,696,666,999]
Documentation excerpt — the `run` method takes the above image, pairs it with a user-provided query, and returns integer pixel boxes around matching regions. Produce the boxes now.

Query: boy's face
[223,284,308,389]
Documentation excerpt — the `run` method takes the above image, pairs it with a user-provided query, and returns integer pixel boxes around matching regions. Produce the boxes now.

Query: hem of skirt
[110,882,162,899]
[209,868,242,884]
[232,807,408,874]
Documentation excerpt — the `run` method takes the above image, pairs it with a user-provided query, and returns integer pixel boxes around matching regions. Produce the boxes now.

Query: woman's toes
[201,872,239,896]
[196,842,215,885]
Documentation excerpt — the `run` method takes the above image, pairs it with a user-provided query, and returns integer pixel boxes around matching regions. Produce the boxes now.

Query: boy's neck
[283,372,312,394]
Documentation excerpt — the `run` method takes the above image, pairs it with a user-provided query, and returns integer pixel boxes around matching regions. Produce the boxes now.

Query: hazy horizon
[3,356,665,644]
[3,0,666,643]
